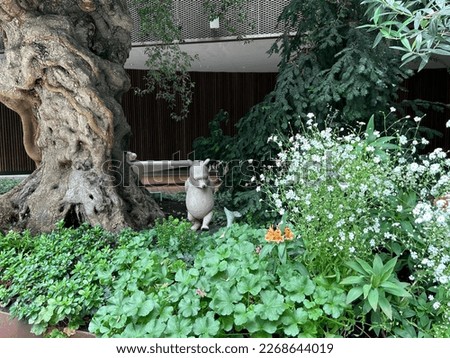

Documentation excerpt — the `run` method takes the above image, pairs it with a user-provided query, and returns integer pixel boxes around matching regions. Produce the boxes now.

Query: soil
[158,199,187,219]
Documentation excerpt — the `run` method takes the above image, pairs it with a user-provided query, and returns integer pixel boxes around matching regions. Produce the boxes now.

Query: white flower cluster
[260,119,405,268]
[260,113,450,275]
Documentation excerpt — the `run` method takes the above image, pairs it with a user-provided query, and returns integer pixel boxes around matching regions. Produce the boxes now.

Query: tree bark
[0,0,163,233]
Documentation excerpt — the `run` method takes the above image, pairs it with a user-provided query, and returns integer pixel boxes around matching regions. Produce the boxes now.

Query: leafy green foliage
[258,112,450,337]
[341,255,411,320]
[133,0,195,121]
[1,209,449,338]
[89,224,353,337]
[193,0,416,221]
[0,222,114,336]
[153,216,197,262]
[134,0,252,121]
[0,178,22,195]
[224,0,410,162]
[362,0,450,70]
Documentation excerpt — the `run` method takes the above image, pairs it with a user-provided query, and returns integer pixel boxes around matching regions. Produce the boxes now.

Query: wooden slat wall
[1,68,449,174]
[0,104,35,174]
[124,70,277,160]
[0,70,277,173]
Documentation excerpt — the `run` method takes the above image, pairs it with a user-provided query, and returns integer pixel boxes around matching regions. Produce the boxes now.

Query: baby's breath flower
[390,106,396,113]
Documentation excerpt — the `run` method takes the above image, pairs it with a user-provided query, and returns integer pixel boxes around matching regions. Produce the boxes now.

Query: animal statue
[185,159,214,231]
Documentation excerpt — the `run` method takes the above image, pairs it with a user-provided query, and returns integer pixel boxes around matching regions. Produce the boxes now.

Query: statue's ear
[203,158,210,166]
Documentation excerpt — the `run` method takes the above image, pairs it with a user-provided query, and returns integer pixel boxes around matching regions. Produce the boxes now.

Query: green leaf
[380,257,398,282]
[280,308,308,337]
[400,37,412,51]
[355,258,374,275]
[281,276,315,303]
[138,299,155,317]
[168,284,189,303]
[307,308,323,321]
[122,290,146,317]
[372,255,384,277]
[209,287,242,315]
[277,243,287,265]
[380,281,411,298]
[234,303,255,326]
[346,261,367,276]
[365,115,377,142]
[199,254,221,277]
[123,323,147,338]
[193,312,220,337]
[220,315,234,332]
[246,316,278,334]
[323,293,347,319]
[175,269,197,285]
[237,273,263,296]
[165,316,192,337]
[178,295,200,318]
[378,294,393,320]
[254,290,285,321]
[346,287,363,304]
[368,289,379,311]
[340,276,364,285]
[363,284,371,299]
[259,244,274,259]
[144,319,166,338]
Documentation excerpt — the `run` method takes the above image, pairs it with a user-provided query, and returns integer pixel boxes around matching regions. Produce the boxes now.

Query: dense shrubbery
[257,113,450,337]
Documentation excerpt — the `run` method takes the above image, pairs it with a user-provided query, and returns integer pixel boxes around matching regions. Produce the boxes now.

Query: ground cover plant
[0,178,22,195]
[0,222,115,336]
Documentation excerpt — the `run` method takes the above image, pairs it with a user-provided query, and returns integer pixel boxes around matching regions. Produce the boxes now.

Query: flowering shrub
[259,113,450,336]
[260,115,401,273]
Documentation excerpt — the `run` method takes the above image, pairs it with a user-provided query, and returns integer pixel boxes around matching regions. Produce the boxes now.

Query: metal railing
[0,1,289,53]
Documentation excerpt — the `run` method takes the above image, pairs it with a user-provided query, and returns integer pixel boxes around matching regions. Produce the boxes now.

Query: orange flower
[265,226,275,242]
[284,227,294,240]
[265,225,284,243]
[273,227,284,243]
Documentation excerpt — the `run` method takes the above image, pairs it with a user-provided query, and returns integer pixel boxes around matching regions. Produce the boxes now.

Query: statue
[224,207,242,227]
[185,159,214,231]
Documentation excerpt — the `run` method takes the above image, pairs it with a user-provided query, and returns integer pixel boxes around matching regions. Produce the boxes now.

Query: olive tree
[0,0,163,233]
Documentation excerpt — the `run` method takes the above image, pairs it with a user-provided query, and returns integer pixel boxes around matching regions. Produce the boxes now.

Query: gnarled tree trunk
[0,0,163,233]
